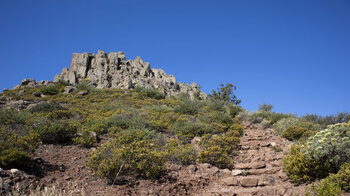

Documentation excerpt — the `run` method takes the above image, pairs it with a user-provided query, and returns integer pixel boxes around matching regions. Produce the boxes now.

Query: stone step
[234,162,266,169]
[208,186,291,196]
[222,175,276,188]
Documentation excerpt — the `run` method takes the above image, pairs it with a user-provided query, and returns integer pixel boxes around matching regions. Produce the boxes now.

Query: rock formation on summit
[54,50,206,98]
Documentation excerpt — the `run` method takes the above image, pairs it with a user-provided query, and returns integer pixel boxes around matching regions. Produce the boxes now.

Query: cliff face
[54,50,206,98]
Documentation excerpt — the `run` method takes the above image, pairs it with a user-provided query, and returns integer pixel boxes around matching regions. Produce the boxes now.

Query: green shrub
[272,117,301,134]
[33,120,77,144]
[0,129,39,168]
[250,111,293,125]
[174,100,202,115]
[164,139,196,165]
[39,85,59,95]
[302,112,350,129]
[0,108,29,125]
[282,126,309,141]
[104,114,153,131]
[73,128,98,147]
[258,103,273,112]
[227,104,243,118]
[306,163,350,195]
[28,102,66,113]
[197,145,233,169]
[47,110,72,120]
[206,99,226,112]
[282,145,329,183]
[75,80,97,92]
[87,130,165,181]
[173,121,211,142]
[134,86,165,100]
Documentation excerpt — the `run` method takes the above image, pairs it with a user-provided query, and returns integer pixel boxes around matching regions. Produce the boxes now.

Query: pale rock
[77,90,89,96]
[10,168,19,174]
[240,177,258,187]
[54,50,207,98]
[231,169,243,176]
[222,177,238,186]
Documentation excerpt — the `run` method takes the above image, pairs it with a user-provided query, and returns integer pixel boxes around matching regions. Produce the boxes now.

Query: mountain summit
[54,50,206,98]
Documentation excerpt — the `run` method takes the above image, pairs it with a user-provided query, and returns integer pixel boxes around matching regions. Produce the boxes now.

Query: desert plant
[39,85,59,95]
[174,100,202,115]
[282,126,309,141]
[197,145,233,169]
[33,120,78,144]
[28,102,66,113]
[73,128,98,147]
[173,121,211,142]
[87,129,165,181]
[164,139,196,165]
[306,162,350,195]
[134,86,165,100]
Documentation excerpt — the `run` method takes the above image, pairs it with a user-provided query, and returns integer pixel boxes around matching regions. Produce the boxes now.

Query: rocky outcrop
[54,50,206,99]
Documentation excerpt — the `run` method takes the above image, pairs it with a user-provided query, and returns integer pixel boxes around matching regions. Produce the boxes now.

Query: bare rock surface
[54,50,206,99]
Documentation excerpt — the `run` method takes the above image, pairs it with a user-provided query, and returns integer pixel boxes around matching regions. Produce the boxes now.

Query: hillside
[0,52,349,196]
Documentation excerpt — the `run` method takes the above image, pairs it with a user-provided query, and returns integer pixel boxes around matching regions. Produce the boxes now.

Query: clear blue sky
[0,0,349,115]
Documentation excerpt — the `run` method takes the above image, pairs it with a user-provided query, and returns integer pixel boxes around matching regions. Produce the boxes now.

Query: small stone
[220,169,231,176]
[208,166,219,175]
[10,168,19,174]
[240,177,258,187]
[270,142,276,147]
[18,90,25,95]
[277,170,289,182]
[231,169,243,176]
[64,176,72,180]
[187,165,197,174]
[222,177,238,186]
[77,90,89,96]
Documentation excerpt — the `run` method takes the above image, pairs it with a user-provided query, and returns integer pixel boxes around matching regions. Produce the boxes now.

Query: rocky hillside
[53,50,206,99]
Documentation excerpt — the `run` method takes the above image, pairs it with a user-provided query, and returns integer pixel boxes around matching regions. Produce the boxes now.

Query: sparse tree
[210,83,241,105]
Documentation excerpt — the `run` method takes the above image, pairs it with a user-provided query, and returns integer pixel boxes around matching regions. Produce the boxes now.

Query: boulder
[240,177,258,187]
[222,177,238,186]
[77,90,89,96]
[64,86,77,94]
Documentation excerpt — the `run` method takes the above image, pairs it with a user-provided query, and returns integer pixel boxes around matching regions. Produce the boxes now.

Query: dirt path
[196,123,307,196]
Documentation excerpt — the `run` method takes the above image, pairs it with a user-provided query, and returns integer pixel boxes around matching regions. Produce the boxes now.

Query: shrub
[73,128,98,147]
[0,129,39,168]
[47,110,72,120]
[227,104,243,118]
[282,145,329,183]
[206,99,226,112]
[250,111,293,125]
[134,86,165,100]
[272,117,301,134]
[87,130,165,181]
[104,113,152,131]
[306,162,350,195]
[174,100,202,115]
[258,103,273,112]
[28,102,66,113]
[173,121,211,142]
[282,126,309,141]
[197,145,233,169]
[33,120,77,144]
[302,112,350,128]
[164,139,196,165]
[0,108,29,125]
[301,122,350,171]
[39,85,59,95]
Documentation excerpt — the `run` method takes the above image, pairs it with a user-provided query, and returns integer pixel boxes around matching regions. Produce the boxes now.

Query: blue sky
[0,0,349,115]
